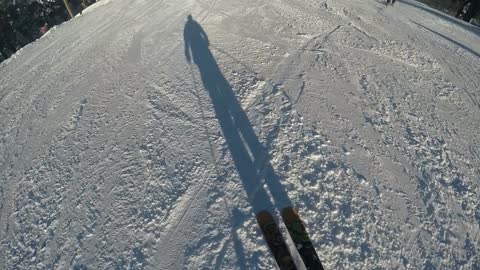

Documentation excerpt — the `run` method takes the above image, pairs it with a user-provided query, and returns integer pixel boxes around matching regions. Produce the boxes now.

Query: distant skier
[461,0,480,22]
[39,23,49,37]
[456,0,469,18]
[386,0,396,5]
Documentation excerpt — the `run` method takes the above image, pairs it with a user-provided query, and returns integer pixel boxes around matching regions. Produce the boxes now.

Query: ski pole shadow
[183,15,293,214]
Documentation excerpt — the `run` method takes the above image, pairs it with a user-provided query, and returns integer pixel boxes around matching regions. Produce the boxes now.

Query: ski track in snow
[0,0,479,269]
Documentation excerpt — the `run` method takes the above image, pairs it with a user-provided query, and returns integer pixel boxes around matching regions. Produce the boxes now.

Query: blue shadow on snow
[183,15,293,214]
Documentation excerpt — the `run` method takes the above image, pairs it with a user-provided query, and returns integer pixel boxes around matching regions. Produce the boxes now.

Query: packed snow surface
[1,0,479,269]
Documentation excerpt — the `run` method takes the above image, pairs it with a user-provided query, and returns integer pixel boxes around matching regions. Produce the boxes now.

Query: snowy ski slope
[0,0,479,269]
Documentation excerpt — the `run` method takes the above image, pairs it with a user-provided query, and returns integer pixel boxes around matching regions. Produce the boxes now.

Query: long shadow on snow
[184,16,292,214]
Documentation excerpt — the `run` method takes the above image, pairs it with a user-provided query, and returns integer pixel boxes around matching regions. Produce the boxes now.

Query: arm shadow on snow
[399,0,480,37]
[183,15,292,214]
[411,20,480,59]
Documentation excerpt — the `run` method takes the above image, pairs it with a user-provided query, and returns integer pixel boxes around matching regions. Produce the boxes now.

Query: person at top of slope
[386,0,396,5]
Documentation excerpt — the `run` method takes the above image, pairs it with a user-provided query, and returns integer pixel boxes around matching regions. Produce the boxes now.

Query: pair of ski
[256,207,324,270]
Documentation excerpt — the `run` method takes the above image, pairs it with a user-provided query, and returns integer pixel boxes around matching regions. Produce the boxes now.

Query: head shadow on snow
[183,15,293,214]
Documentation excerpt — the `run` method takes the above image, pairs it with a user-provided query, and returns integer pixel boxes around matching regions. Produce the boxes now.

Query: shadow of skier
[183,15,293,214]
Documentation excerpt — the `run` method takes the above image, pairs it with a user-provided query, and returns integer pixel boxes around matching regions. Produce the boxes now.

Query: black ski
[256,210,297,270]
[282,207,324,270]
